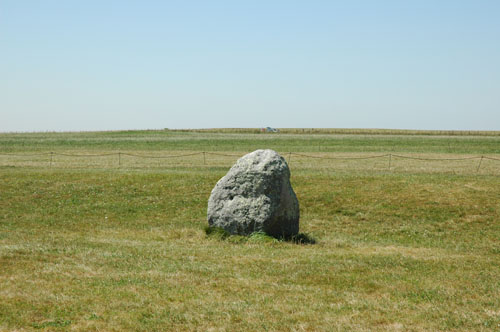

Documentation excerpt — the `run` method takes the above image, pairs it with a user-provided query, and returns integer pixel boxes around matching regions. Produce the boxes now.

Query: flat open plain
[1,130,499,331]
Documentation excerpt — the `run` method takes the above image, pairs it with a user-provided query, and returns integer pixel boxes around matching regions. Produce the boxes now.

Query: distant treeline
[168,128,500,136]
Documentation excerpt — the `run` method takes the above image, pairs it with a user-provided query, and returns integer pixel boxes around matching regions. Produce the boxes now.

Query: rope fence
[0,151,499,174]
[120,152,203,159]
[390,154,479,161]
[291,152,390,160]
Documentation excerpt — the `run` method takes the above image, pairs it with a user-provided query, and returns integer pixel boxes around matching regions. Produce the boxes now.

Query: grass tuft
[32,319,72,329]
[247,231,279,243]
[204,227,316,245]
[204,225,230,240]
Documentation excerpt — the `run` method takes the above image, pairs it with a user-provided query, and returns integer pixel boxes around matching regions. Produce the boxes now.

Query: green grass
[0,131,499,331]
[1,130,500,154]
[204,227,317,244]
[175,127,500,136]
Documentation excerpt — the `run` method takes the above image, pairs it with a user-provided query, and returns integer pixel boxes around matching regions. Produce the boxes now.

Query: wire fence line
[120,152,203,159]
[3,151,497,160]
[0,151,499,173]
[483,156,500,161]
[290,152,389,160]
[391,154,480,161]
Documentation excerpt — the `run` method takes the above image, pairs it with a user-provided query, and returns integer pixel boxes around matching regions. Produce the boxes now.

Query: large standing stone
[207,149,299,237]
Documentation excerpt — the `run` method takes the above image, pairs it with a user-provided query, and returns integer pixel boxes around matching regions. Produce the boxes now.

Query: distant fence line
[0,151,499,173]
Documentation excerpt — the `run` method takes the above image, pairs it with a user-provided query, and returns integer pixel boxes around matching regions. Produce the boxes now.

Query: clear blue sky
[1,1,499,132]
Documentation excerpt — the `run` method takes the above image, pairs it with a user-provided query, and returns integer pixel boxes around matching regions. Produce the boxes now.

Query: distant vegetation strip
[171,128,500,136]
[1,131,499,155]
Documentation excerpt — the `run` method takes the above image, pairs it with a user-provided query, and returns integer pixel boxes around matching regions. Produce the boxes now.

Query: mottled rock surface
[207,149,299,237]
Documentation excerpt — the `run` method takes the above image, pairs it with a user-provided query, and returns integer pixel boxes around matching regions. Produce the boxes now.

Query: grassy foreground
[1,131,499,331]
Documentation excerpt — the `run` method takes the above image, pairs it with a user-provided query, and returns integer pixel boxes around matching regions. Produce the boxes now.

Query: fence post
[50,152,54,168]
[476,156,483,173]
[118,152,121,166]
[388,154,392,170]
[288,152,292,166]
[203,151,206,165]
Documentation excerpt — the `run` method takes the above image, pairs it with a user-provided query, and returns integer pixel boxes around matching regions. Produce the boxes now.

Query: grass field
[1,130,499,331]
[174,128,500,137]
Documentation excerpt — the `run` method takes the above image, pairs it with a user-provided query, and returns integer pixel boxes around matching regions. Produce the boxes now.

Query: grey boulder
[207,149,299,237]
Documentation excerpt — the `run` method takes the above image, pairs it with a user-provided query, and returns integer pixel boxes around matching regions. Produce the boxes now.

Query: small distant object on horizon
[262,127,280,133]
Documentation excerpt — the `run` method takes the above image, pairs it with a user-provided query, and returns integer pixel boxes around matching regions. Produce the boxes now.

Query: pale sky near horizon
[1,1,499,132]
